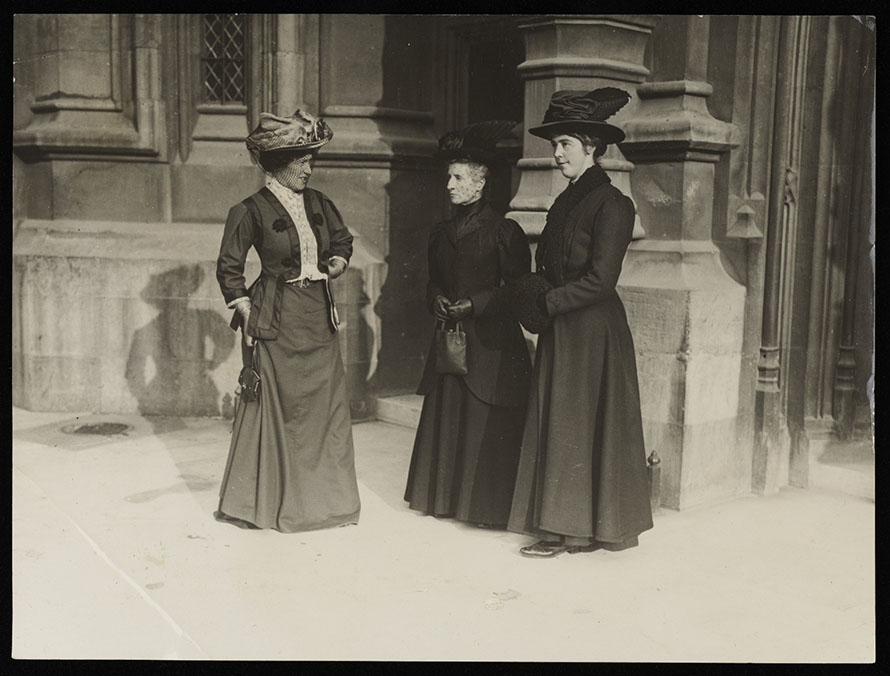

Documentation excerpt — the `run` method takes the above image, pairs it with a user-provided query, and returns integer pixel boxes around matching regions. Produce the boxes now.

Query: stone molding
[516,57,650,82]
[13,15,164,162]
[322,105,434,123]
[620,80,739,164]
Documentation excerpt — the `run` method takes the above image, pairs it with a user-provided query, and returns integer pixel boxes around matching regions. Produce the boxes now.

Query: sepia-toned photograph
[11,13,874,662]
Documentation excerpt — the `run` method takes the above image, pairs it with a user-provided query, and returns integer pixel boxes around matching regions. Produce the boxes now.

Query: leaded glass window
[201,14,246,104]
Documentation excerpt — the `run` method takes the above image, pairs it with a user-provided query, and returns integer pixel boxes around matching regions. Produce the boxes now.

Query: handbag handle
[436,319,463,332]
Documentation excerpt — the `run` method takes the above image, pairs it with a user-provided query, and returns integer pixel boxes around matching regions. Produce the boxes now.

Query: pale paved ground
[12,407,875,662]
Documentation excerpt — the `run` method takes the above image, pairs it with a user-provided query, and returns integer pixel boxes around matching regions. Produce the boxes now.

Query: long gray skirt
[217,282,360,532]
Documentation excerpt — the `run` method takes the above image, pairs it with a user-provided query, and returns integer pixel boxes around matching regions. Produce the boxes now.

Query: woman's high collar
[453,196,488,218]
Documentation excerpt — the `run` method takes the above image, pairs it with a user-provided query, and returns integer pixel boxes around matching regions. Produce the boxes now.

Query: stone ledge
[375,394,423,429]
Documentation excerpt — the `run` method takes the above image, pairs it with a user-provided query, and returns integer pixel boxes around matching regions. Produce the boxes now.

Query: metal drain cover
[61,422,133,436]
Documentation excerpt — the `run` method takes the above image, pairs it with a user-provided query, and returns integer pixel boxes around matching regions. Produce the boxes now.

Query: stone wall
[11,13,436,421]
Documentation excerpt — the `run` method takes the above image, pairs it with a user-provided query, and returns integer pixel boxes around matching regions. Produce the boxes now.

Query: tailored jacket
[538,181,635,316]
[216,186,353,339]
[417,199,532,408]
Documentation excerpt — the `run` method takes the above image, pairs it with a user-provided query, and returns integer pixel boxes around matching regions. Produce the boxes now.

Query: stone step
[375,394,423,429]
[808,438,874,501]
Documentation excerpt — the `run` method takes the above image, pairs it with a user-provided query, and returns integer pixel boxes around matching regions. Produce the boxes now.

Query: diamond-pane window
[201,14,245,104]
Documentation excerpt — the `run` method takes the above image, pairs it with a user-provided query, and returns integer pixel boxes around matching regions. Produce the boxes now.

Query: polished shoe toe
[520,540,568,558]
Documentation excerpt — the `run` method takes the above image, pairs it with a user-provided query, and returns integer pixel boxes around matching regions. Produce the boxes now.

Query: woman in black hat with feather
[507,89,653,557]
[404,121,532,529]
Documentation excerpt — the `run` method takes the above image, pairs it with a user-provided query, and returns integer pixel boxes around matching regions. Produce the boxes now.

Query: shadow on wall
[125,264,235,423]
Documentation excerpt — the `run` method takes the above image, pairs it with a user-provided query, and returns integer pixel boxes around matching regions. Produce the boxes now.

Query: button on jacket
[216,186,353,339]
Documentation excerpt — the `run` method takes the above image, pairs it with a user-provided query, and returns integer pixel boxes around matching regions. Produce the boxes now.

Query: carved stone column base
[620,240,748,509]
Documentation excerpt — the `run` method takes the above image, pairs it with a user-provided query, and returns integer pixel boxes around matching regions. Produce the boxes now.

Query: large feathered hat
[529,88,630,145]
[510,272,554,335]
[437,120,518,166]
[245,110,333,165]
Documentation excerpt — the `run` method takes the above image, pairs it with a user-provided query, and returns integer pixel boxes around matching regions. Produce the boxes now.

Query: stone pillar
[507,15,656,238]
[311,14,440,417]
[12,14,167,222]
[618,15,746,509]
[832,19,875,440]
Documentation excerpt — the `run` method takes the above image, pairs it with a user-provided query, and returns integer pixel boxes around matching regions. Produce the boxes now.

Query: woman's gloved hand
[446,298,473,320]
[234,299,255,347]
[326,257,347,280]
[431,295,450,320]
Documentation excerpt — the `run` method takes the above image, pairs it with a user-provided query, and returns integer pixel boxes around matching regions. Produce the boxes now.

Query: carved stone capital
[620,80,739,164]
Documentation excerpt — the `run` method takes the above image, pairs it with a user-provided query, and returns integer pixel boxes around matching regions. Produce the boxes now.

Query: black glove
[431,295,450,320]
[446,298,473,320]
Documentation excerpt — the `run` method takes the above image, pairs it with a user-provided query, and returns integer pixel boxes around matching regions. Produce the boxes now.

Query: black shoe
[520,540,568,558]
[569,535,639,553]
[567,543,601,554]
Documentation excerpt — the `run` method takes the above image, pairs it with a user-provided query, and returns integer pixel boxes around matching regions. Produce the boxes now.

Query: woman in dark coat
[404,121,532,528]
[507,89,653,557]
[214,110,360,532]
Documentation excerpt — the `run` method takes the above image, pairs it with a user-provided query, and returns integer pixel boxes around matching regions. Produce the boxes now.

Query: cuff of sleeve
[330,255,349,268]
[467,290,490,317]
[226,296,250,309]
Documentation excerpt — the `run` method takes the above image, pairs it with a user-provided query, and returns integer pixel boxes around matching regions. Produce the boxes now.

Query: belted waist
[285,277,325,288]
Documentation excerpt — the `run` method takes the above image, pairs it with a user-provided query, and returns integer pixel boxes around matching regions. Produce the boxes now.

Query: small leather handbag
[237,342,261,402]
[434,320,468,375]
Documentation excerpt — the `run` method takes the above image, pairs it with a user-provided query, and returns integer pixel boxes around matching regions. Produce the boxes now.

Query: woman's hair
[568,132,606,159]
[449,159,490,191]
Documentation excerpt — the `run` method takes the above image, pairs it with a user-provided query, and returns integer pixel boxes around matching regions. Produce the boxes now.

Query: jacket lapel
[259,186,301,256]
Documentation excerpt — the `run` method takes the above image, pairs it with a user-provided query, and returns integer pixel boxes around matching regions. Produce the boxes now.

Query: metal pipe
[757,15,795,392]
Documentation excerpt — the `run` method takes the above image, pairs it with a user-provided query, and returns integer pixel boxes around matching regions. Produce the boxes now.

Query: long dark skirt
[508,296,653,544]
[217,282,360,532]
[404,375,525,527]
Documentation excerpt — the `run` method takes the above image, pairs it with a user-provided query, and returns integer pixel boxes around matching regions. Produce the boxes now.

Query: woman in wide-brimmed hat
[507,88,654,557]
[214,109,360,532]
[403,121,533,528]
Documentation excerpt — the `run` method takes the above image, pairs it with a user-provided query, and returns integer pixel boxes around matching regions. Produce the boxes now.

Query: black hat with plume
[437,120,518,166]
[529,88,630,145]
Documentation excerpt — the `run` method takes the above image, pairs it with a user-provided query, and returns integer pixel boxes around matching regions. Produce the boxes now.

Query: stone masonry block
[683,353,743,425]
[636,353,684,426]
[57,49,112,99]
[171,164,260,223]
[619,286,688,355]
[20,355,103,412]
[677,417,754,510]
[686,287,746,354]
[52,162,166,222]
[56,14,109,51]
